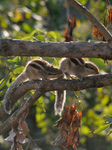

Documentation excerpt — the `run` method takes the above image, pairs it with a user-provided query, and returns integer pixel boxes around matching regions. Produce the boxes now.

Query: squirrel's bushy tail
[54,90,66,116]
[4,72,28,114]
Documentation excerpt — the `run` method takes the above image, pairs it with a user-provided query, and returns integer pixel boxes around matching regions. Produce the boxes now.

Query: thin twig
[25,140,31,150]
[67,0,112,47]
[27,133,39,148]
[0,64,23,88]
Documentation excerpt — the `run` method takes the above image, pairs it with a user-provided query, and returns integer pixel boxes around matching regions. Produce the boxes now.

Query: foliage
[0,0,112,150]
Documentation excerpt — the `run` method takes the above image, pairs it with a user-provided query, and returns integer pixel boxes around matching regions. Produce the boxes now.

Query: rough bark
[0,39,112,59]
[0,90,44,135]
[0,73,112,134]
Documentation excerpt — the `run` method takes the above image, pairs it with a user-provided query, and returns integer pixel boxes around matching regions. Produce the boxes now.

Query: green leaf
[13,66,24,74]
[94,124,111,134]
[31,29,44,36]
[80,126,90,135]
[36,113,46,122]
[22,36,33,41]
[22,23,32,33]
[7,59,15,64]
[101,95,109,106]
[103,114,112,120]
[1,19,8,28]
[78,0,88,5]
[0,89,6,97]
[46,31,57,41]
[13,56,20,63]
[35,101,46,112]
[36,35,45,41]
[0,100,4,105]
[25,12,31,19]
[0,76,10,90]
[6,59,16,69]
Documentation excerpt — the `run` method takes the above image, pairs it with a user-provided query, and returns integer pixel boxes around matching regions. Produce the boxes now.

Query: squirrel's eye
[90,67,94,70]
[48,73,57,75]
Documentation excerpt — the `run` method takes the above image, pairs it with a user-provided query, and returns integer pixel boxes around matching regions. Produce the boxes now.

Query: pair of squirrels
[4,58,99,115]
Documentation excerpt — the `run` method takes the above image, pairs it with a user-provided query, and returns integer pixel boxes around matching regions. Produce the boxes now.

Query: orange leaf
[78,111,82,119]
[93,27,102,37]
[73,16,76,28]
[54,104,82,150]
[70,104,76,117]
[65,28,68,41]
[109,8,112,23]
[64,16,76,42]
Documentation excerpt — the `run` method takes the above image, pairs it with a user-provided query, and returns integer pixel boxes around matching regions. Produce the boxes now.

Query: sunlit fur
[4,59,63,114]
[60,58,99,78]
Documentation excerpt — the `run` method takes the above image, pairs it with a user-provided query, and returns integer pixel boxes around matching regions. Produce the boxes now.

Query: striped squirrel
[60,58,99,78]
[55,58,99,115]
[4,58,99,116]
[4,59,64,114]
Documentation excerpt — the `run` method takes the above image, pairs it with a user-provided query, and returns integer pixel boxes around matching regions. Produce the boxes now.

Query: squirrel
[4,59,64,114]
[54,57,99,115]
[4,58,99,116]
[54,16,99,115]
[60,58,99,79]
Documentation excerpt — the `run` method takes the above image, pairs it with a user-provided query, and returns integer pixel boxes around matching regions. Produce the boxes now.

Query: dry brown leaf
[54,104,82,150]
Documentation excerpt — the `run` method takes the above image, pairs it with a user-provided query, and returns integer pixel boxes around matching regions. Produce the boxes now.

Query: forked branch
[0,73,112,134]
[67,0,112,47]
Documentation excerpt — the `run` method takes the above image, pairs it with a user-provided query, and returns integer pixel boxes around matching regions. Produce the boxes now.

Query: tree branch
[0,39,112,59]
[0,73,112,134]
[0,90,44,135]
[67,0,112,47]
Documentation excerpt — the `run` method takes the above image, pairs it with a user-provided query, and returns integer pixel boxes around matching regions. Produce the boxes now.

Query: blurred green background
[0,0,112,149]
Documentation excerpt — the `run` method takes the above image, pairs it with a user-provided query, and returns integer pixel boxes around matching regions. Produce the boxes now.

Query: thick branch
[0,39,112,59]
[0,73,112,132]
[0,89,44,135]
[67,0,112,47]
